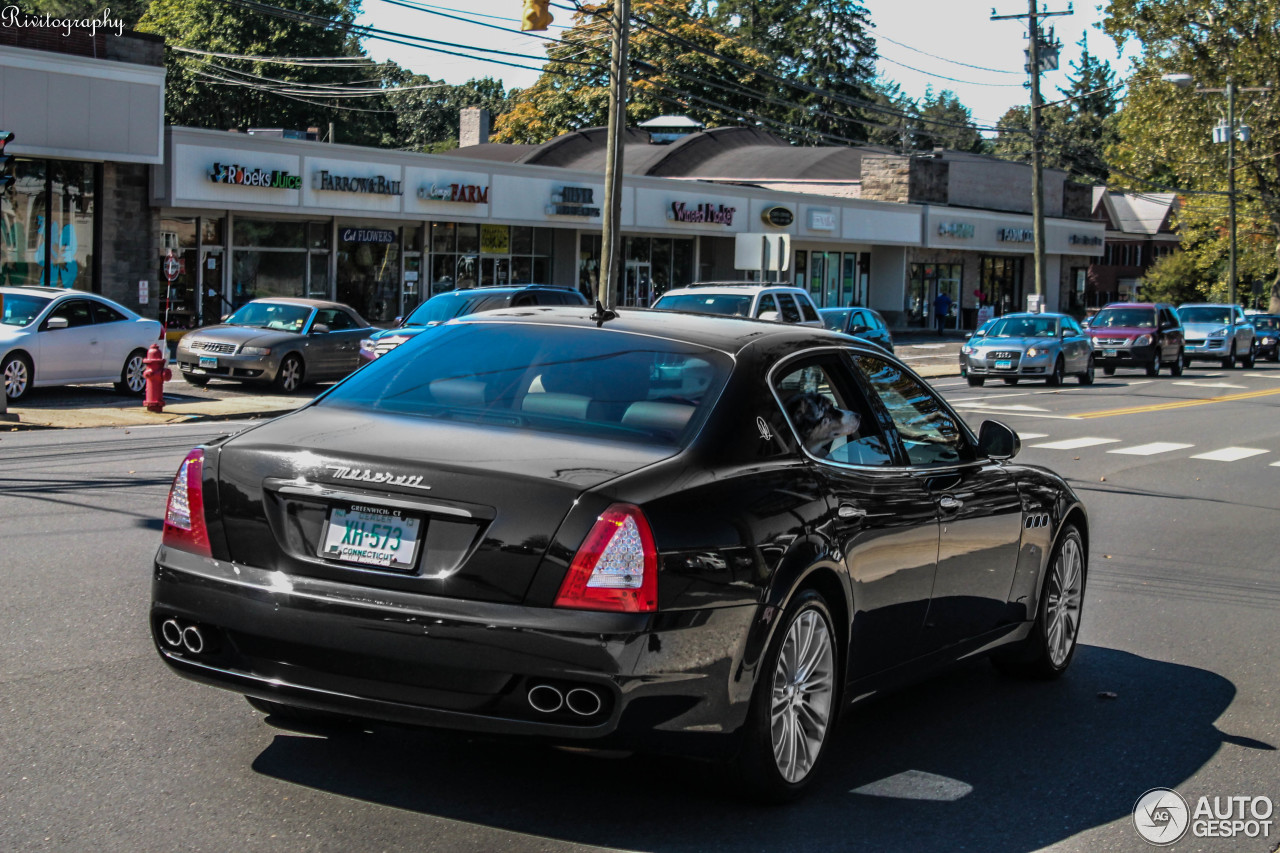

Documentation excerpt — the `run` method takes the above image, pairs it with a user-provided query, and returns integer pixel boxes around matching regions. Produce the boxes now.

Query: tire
[1002,377,1019,385]
[733,589,839,803]
[1046,357,1065,387]
[1078,355,1094,385]
[1222,343,1236,369]
[993,525,1086,680]
[1241,341,1257,369]
[273,353,305,392]
[2,352,33,402]
[967,376,985,387]
[1103,366,1115,376]
[183,373,210,388]
[1169,349,1184,376]
[114,348,148,395]
[1145,349,1162,377]
[1271,349,1280,363]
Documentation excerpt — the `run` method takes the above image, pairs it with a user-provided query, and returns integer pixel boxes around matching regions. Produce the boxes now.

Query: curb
[4,407,299,431]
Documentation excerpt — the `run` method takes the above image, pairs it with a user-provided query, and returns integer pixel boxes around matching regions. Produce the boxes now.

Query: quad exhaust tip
[527,684,604,716]
[527,684,564,713]
[565,688,603,717]
[160,618,183,648]
[181,625,205,655]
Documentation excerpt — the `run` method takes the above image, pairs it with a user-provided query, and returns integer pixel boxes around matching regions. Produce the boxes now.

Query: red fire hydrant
[143,343,171,413]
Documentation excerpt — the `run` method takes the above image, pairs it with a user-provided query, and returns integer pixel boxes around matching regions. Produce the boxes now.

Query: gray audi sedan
[177,298,374,392]
[961,312,1094,387]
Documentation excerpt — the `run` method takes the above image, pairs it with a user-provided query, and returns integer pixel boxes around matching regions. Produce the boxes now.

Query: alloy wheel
[770,608,835,784]
[1045,535,1084,668]
[278,357,302,392]
[3,357,29,400]
[125,354,146,393]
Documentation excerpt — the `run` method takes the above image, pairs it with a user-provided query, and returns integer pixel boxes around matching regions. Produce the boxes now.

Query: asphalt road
[1,360,1278,852]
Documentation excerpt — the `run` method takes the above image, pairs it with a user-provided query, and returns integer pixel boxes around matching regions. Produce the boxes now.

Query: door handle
[837,504,867,519]
[938,494,963,512]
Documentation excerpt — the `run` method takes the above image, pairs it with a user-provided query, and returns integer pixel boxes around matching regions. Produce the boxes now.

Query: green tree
[913,87,985,153]
[137,0,397,146]
[1105,0,1280,311]
[862,77,919,152]
[393,77,513,153]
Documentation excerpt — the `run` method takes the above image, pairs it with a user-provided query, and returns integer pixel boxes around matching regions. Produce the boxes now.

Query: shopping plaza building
[1,27,1115,334]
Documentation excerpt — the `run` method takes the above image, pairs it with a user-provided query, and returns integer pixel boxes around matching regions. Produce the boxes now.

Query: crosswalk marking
[1031,437,1121,450]
[1016,432,1048,440]
[1190,447,1269,462]
[1108,442,1195,456]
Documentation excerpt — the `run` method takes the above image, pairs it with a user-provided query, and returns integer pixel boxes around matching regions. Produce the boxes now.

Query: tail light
[555,504,658,613]
[162,448,211,557]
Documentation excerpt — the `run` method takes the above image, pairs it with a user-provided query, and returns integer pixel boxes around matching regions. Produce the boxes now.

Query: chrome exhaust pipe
[565,688,603,717]
[527,684,564,713]
[181,625,205,655]
[160,618,184,648]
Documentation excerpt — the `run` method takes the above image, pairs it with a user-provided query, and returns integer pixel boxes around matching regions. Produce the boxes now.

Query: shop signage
[209,162,301,190]
[938,222,975,239]
[418,182,490,203]
[1069,234,1103,246]
[670,201,736,225]
[340,228,397,244]
[480,224,510,254]
[314,170,403,196]
[998,227,1035,243]
[808,210,837,231]
[761,206,794,227]
[547,186,600,216]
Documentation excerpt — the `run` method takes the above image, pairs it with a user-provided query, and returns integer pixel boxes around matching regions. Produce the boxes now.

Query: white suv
[652,283,823,326]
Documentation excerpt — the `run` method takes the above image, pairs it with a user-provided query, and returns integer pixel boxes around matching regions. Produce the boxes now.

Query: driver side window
[773,357,893,466]
[855,355,973,466]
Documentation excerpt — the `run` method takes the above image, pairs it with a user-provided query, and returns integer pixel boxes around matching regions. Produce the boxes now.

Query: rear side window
[49,299,95,328]
[797,295,820,323]
[654,293,753,317]
[321,324,732,447]
[755,294,780,318]
[777,294,802,323]
[773,357,893,466]
[90,302,127,324]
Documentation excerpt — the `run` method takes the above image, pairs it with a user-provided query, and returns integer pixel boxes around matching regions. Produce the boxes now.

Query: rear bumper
[151,547,757,751]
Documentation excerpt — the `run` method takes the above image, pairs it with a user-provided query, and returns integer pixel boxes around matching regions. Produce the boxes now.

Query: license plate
[1104,349,1117,357]
[199,356,217,369]
[995,360,1013,370]
[320,506,422,570]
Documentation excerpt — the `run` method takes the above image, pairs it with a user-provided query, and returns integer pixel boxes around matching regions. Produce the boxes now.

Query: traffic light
[520,0,553,32]
[0,131,14,192]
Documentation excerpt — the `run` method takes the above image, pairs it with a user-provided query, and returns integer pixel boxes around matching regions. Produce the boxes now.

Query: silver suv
[1178,303,1258,368]
[652,283,822,326]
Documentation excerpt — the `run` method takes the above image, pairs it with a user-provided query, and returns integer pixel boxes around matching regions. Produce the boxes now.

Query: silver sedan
[961,312,1094,387]
[176,298,373,392]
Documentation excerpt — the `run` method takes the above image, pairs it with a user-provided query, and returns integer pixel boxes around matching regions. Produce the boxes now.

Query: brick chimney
[459,107,491,147]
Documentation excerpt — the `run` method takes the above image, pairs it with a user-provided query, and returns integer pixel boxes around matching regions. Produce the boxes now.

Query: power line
[873,33,1023,76]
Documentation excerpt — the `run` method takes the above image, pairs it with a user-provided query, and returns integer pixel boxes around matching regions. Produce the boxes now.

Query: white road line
[1244,373,1280,379]
[904,344,947,350]
[850,769,973,802]
[1122,380,1156,386]
[953,403,1049,412]
[1016,432,1049,440]
[1271,461,1280,467]
[898,354,954,361]
[958,410,1081,420]
[1172,381,1248,389]
[1190,447,1269,462]
[1031,437,1121,450]
[1109,442,1195,456]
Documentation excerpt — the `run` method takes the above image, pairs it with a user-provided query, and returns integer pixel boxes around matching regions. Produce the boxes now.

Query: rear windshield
[1091,308,1156,328]
[1251,316,1280,331]
[1179,306,1231,325]
[319,323,731,447]
[1,293,53,326]
[404,292,509,326]
[653,293,753,318]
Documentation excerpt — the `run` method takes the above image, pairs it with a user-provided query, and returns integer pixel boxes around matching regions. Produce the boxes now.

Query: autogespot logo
[1134,788,1190,846]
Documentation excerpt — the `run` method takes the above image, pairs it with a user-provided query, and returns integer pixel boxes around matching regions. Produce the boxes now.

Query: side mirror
[758,310,780,322]
[850,324,871,334]
[978,420,1020,460]
[45,316,69,330]
[393,315,404,327]
[310,323,330,335]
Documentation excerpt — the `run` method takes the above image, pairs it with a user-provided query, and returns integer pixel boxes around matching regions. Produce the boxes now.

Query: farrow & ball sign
[313,170,404,196]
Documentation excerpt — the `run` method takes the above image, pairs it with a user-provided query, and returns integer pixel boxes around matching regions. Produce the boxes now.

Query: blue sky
[356,0,1141,130]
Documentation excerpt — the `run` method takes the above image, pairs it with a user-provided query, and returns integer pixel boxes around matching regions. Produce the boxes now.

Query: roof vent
[639,115,704,145]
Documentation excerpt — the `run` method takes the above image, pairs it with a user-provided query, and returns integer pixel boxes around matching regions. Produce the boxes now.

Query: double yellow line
[1074,386,1280,419]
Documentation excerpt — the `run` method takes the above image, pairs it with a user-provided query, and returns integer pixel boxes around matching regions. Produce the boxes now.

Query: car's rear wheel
[1078,355,1094,385]
[1145,350,1162,377]
[1169,349,1184,376]
[3,352,33,402]
[114,348,148,395]
[1241,341,1257,368]
[993,525,1086,680]
[1222,343,1236,369]
[967,375,985,387]
[273,354,305,392]
[1046,357,1065,387]
[733,589,838,803]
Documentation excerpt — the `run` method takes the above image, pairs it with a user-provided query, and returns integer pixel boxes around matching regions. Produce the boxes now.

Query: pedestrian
[933,290,952,335]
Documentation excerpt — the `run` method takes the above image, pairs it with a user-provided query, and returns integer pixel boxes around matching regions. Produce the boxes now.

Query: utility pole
[598,0,631,310]
[1227,79,1237,307]
[993,2,1072,304]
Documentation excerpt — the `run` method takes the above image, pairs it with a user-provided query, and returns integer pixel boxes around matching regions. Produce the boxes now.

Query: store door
[200,250,225,327]
[625,261,652,307]
[481,256,510,287]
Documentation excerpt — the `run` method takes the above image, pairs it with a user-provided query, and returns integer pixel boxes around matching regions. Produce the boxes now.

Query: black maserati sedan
[152,307,1088,802]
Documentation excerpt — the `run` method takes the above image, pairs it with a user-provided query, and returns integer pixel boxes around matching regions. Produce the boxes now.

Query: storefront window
[907,263,963,329]
[230,218,325,309]
[427,221,553,295]
[1,158,98,290]
[234,218,305,249]
[47,161,95,290]
[979,257,1024,317]
[337,225,401,324]
[234,250,307,303]
[160,216,199,331]
[794,251,808,292]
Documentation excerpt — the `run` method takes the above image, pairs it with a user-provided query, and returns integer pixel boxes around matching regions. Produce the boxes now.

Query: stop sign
[163,256,181,281]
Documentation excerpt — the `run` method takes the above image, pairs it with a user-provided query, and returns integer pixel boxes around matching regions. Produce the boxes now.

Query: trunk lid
[215,407,671,603]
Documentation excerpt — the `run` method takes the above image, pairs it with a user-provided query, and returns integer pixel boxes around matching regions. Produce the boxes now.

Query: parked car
[176,298,373,392]
[152,307,1087,802]
[652,283,822,326]
[960,312,1094,387]
[360,285,588,360]
[1249,314,1280,362]
[818,307,894,352]
[0,286,163,402]
[1177,303,1257,368]
[1086,302,1185,376]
